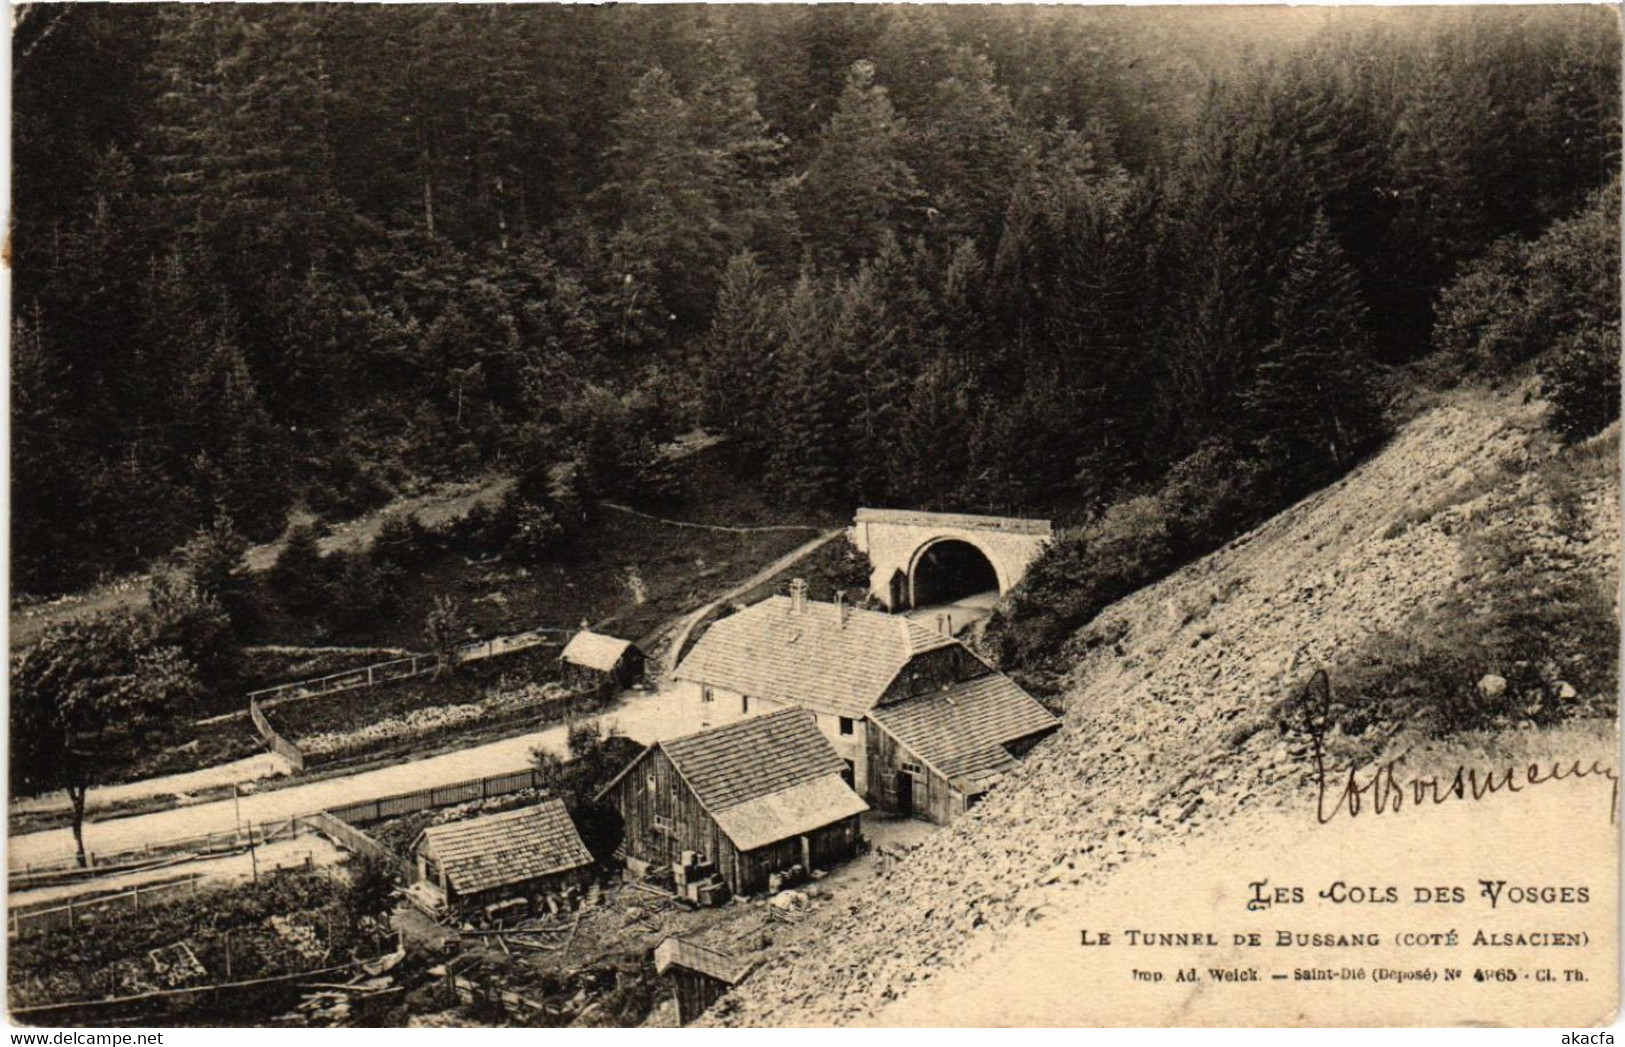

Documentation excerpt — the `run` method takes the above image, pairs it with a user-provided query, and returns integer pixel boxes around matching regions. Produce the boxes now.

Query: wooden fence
[324,766,551,827]
[298,812,411,880]
[243,627,571,771]
[10,938,404,1025]
[249,695,307,772]
[245,628,567,711]
[12,818,305,885]
[300,682,607,772]
[9,877,206,939]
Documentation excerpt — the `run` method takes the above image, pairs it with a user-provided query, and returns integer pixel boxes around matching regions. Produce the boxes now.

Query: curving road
[654,528,845,678]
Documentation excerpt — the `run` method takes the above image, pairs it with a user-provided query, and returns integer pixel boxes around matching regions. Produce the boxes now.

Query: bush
[1544,326,1621,443]
[531,723,642,860]
[373,512,435,570]
[343,854,401,921]
[270,521,330,612]
[171,514,250,601]
[145,567,238,692]
[988,435,1338,691]
[326,552,403,634]
[1281,464,1617,757]
[506,498,567,565]
[1431,179,1619,443]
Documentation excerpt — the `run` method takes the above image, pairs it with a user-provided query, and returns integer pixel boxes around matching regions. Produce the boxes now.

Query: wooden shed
[411,800,595,912]
[866,672,1059,824]
[597,708,868,896]
[560,630,644,691]
[654,936,755,1025]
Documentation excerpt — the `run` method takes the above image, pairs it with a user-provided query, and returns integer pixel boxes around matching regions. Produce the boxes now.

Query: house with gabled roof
[596,707,867,896]
[410,799,595,912]
[671,579,1060,824]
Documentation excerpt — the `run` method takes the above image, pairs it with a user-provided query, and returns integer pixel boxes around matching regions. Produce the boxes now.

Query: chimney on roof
[835,591,850,626]
[789,577,808,615]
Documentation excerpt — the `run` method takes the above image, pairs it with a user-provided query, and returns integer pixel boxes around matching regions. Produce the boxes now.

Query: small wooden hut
[411,800,594,912]
[560,630,644,692]
[654,936,755,1025]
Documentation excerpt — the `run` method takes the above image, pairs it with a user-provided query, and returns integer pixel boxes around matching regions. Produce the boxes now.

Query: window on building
[701,686,715,704]
[741,694,749,714]
[841,760,855,788]
[839,716,854,736]
[646,772,657,792]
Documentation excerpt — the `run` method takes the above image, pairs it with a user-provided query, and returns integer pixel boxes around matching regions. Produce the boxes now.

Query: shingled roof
[415,800,594,896]
[561,630,635,673]
[868,673,1060,794]
[674,596,956,718]
[599,708,868,852]
[655,936,755,984]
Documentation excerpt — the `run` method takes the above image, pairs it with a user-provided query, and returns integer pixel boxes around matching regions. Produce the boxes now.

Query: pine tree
[905,47,1022,249]
[767,271,846,506]
[701,251,782,458]
[1243,212,1380,482]
[800,60,923,270]
[891,357,973,510]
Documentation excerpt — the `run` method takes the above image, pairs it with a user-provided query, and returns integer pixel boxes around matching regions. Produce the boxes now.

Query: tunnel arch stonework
[851,508,1054,611]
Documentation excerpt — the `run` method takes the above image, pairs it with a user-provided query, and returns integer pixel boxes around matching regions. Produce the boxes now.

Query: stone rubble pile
[708,389,1618,1027]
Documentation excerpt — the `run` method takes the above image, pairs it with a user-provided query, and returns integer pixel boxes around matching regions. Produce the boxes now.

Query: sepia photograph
[5,1,1621,1031]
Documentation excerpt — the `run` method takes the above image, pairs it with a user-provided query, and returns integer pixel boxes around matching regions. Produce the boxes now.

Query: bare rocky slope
[707,383,1620,1027]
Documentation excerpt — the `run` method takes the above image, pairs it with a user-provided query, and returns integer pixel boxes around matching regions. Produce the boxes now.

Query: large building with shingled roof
[410,799,595,912]
[671,580,1060,824]
[596,707,867,895]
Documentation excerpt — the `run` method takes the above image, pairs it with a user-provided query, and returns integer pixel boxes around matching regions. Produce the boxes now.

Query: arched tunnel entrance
[909,539,1000,610]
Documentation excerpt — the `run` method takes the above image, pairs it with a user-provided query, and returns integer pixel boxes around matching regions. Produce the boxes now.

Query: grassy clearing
[244,487,817,654]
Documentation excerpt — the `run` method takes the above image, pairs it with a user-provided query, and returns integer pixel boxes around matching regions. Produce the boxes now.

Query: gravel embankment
[709,386,1619,1027]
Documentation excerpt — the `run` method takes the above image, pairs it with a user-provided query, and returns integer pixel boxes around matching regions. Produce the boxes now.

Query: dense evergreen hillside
[13,5,1619,595]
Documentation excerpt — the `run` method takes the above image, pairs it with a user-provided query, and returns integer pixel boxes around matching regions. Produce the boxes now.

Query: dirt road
[653,528,845,678]
[7,689,693,870]
[9,476,514,649]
